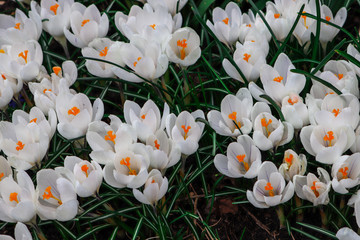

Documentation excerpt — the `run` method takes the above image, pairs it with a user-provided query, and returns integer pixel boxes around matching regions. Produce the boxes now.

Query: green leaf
[291,227,321,240]
[296,222,337,239]
[132,217,144,240]
[197,0,216,17]
[259,94,285,121]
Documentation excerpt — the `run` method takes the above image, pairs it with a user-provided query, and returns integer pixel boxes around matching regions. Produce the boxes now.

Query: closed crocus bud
[207,88,253,137]
[0,121,49,170]
[222,41,266,83]
[0,170,36,223]
[12,107,57,140]
[165,27,201,67]
[247,161,294,208]
[331,153,360,194]
[36,169,79,221]
[319,6,346,46]
[56,83,104,140]
[336,227,360,240]
[0,222,33,240]
[103,149,149,189]
[166,110,205,156]
[279,149,307,181]
[281,93,309,129]
[252,112,294,151]
[206,2,242,47]
[0,8,41,45]
[214,135,261,179]
[64,3,109,48]
[294,167,331,206]
[0,156,12,181]
[264,2,292,41]
[56,156,103,197]
[0,40,43,82]
[133,169,168,206]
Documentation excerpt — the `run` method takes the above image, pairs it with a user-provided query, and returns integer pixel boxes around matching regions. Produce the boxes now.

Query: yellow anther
[273,76,283,82]
[264,182,275,197]
[18,50,28,64]
[43,186,62,205]
[9,192,19,203]
[81,19,90,27]
[104,130,116,144]
[81,164,89,177]
[222,17,229,25]
[323,131,334,147]
[243,53,251,62]
[14,23,21,30]
[311,181,320,197]
[177,39,187,60]
[181,125,191,140]
[99,47,108,57]
[154,140,160,149]
[68,106,80,116]
[50,3,59,15]
[53,66,61,75]
[274,13,280,19]
[16,141,25,151]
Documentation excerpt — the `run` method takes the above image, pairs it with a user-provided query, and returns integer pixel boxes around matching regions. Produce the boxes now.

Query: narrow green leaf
[259,94,285,121]
[328,202,352,228]
[77,224,112,240]
[132,217,144,240]
[53,221,76,240]
[291,227,321,240]
[336,49,360,69]
[198,0,216,17]
[296,222,337,239]
[109,227,119,240]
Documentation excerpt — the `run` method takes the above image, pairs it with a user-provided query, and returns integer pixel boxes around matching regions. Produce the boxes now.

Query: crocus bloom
[0,170,36,223]
[207,88,253,137]
[336,227,360,240]
[281,93,309,129]
[148,0,188,16]
[64,3,109,48]
[278,149,307,181]
[56,156,103,197]
[247,161,294,208]
[165,27,201,67]
[265,2,292,41]
[166,110,205,156]
[206,2,242,47]
[319,6,346,46]
[50,60,77,87]
[293,0,317,46]
[0,71,23,96]
[28,78,58,115]
[331,153,360,194]
[0,72,14,109]
[294,167,331,206]
[0,156,12,181]
[0,222,33,240]
[351,126,360,153]
[133,169,168,206]
[214,135,261,179]
[252,112,294,151]
[36,169,79,221]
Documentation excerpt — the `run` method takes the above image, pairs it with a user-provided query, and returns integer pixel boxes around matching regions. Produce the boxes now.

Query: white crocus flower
[0,222,33,240]
[281,93,309,129]
[50,60,77,88]
[0,156,12,181]
[29,78,58,115]
[247,161,294,208]
[0,171,36,223]
[293,0,317,46]
[294,167,331,206]
[222,41,266,83]
[0,40,43,82]
[12,107,57,140]
[206,2,242,47]
[252,112,294,151]
[165,27,201,67]
[36,169,79,221]
[0,121,49,170]
[264,2,292,41]
[82,38,125,78]
[331,153,360,194]
[146,129,181,171]
[0,8,41,45]
[56,156,103,197]
[133,169,168,206]
[64,3,109,48]
[148,0,188,16]
[166,110,205,156]
[0,73,14,109]
[348,190,360,228]
[112,37,168,83]
[319,6,346,46]
[278,149,307,181]
[124,100,169,142]
[214,135,261,179]
[336,227,360,240]
[351,126,360,153]
[56,88,104,140]
[347,44,360,77]
[207,88,253,137]
[243,30,269,56]
[0,71,23,96]
[103,149,148,189]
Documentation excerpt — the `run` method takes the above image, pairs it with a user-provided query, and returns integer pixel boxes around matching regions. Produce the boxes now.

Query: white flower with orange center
[64,3,109,48]
[293,0,317,46]
[247,161,294,208]
[222,41,266,83]
[264,2,292,41]
[331,153,360,194]
[29,78,58,115]
[55,89,104,140]
[294,167,331,206]
[148,0,188,16]
[281,93,309,129]
[133,169,168,206]
[0,121,49,170]
[165,27,201,67]
[0,222,32,240]
[103,150,148,189]
[0,40,43,82]
[50,60,78,88]
[0,71,23,96]
[0,156,12,181]
[252,112,294,151]
[207,88,254,137]
[278,149,307,181]
[0,170,36,223]
[36,169,78,221]
[166,110,205,156]
[319,5,346,46]
[0,71,14,109]
[214,135,261,179]
[206,2,242,47]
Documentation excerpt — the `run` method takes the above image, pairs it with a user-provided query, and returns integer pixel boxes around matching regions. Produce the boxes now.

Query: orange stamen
[81,19,90,27]
[337,74,343,80]
[68,106,80,116]
[274,13,280,19]
[228,112,241,129]
[243,53,251,62]
[50,3,59,15]
[1,74,6,80]
[99,47,108,57]
[141,114,146,119]
[133,57,141,67]
[285,154,293,166]
[325,16,331,21]
[323,131,334,147]
[302,11,308,29]
[261,118,272,137]
[81,164,89,177]
[311,181,320,198]
[150,24,156,30]
[237,154,249,171]
[287,96,298,105]
[16,141,24,151]
[0,49,4,54]
[43,88,52,94]
[332,109,340,117]
[264,182,275,197]
[151,179,155,183]
[273,76,283,82]
[154,140,160,149]
[14,23,21,30]
[30,118,37,123]
[53,66,61,75]
[325,92,334,96]
[338,166,348,179]
[177,39,187,60]
[181,125,191,140]
[18,50,28,64]
[222,17,229,25]
[9,192,19,203]
[120,157,137,175]
[104,130,116,144]
[246,24,251,27]
[42,186,62,205]
[0,172,4,180]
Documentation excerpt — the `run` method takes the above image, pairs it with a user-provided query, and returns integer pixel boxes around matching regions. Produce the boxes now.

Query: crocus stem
[276,205,286,229]
[30,223,47,240]
[337,196,346,226]
[320,206,328,228]
[179,154,188,178]
[21,88,33,108]
[182,67,191,105]
[295,195,303,222]
[55,36,70,59]
[161,72,172,104]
